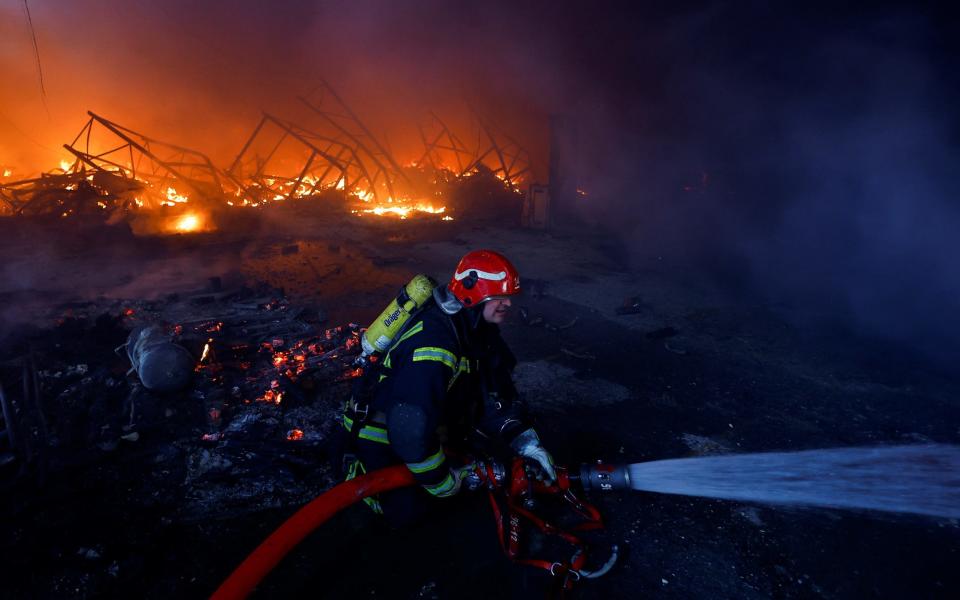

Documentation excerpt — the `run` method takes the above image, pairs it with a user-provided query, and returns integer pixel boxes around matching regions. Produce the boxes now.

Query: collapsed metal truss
[1,80,535,217]
[300,79,414,202]
[1,112,243,216]
[464,111,531,187]
[0,172,100,216]
[227,113,369,203]
[64,111,240,202]
[415,111,475,175]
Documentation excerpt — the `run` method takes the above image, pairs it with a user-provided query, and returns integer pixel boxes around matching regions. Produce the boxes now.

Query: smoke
[563,4,960,365]
[2,1,957,363]
[0,0,568,176]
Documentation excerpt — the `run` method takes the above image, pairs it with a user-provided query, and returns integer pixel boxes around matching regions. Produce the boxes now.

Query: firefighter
[340,249,556,525]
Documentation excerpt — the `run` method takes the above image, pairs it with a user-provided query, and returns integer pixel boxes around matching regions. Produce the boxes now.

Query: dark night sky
[1,0,958,362]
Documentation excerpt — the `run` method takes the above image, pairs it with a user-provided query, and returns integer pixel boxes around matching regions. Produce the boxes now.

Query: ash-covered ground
[1,208,958,598]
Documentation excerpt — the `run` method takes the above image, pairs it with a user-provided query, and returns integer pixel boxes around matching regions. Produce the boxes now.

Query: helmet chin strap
[465,304,486,329]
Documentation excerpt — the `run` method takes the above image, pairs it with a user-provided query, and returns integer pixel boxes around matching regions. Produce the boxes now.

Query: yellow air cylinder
[361,274,436,357]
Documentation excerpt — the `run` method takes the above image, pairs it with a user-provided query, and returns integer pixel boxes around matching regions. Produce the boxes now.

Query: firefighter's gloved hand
[510,428,557,483]
[437,464,476,497]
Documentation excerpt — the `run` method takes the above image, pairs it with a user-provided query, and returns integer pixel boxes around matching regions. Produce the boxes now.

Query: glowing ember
[259,389,282,404]
[1,168,11,178]
[60,159,73,172]
[200,340,213,363]
[286,429,304,441]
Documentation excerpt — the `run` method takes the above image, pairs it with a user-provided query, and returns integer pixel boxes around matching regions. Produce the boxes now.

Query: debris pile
[1,81,532,228]
[0,280,363,519]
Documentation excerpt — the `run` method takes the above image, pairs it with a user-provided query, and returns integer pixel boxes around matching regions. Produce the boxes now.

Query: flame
[354,188,375,202]
[200,340,212,363]
[17,148,490,225]
[164,211,213,234]
[2,169,11,178]
[352,202,447,219]
[165,187,189,204]
[174,213,201,231]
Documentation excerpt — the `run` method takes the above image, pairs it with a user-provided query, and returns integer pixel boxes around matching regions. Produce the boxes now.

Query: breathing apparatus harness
[341,274,440,470]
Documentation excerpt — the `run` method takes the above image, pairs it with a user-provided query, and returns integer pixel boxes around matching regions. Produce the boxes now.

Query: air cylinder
[360,274,436,357]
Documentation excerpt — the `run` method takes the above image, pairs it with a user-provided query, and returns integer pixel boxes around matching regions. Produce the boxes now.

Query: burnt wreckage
[0,80,535,228]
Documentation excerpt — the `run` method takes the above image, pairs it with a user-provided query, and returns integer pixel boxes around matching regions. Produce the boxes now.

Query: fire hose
[211,465,415,600]
[211,461,631,599]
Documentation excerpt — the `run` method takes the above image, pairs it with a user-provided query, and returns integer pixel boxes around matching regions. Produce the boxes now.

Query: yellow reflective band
[406,448,446,474]
[358,425,389,444]
[395,321,423,345]
[344,416,389,443]
[345,459,383,513]
[447,357,471,390]
[412,347,457,370]
[424,472,457,497]
[383,321,423,370]
[363,496,384,514]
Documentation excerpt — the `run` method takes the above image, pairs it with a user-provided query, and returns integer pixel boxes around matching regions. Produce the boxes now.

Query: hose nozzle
[572,462,632,492]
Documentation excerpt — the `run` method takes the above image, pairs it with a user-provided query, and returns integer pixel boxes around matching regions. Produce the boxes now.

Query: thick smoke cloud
[570,4,960,364]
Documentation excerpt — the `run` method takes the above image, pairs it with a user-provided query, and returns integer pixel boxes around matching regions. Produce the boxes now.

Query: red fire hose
[210,465,415,600]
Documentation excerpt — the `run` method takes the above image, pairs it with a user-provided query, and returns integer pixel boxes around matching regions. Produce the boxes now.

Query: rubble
[2,80,532,230]
[0,280,359,525]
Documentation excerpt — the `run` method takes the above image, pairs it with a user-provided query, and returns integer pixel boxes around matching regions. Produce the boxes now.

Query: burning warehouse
[2,2,959,598]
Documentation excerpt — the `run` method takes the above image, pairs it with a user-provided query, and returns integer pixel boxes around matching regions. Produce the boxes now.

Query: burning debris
[1,81,532,231]
[0,280,367,523]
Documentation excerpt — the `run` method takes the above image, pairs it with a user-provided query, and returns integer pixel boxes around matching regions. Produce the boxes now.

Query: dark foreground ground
[1,208,958,598]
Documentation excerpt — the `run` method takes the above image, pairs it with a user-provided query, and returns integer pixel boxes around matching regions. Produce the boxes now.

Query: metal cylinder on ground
[126,325,195,393]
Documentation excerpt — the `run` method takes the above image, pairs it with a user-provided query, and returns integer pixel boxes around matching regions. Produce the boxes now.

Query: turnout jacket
[354,296,529,497]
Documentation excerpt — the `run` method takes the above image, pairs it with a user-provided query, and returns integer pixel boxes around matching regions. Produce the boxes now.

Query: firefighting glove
[510,428,557,484]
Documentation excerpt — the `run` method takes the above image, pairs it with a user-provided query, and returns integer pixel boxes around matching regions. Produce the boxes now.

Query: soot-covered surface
[1,215,958,598]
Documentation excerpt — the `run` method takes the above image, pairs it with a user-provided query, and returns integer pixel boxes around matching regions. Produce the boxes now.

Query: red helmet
[448,250,521,306]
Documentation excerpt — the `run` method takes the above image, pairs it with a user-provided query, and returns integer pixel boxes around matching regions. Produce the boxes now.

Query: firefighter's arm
[386,346,463,497]
[475,329,530,443]
[481,328,555,482]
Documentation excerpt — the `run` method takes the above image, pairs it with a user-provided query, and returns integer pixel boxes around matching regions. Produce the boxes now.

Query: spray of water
[627,444,960,518]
